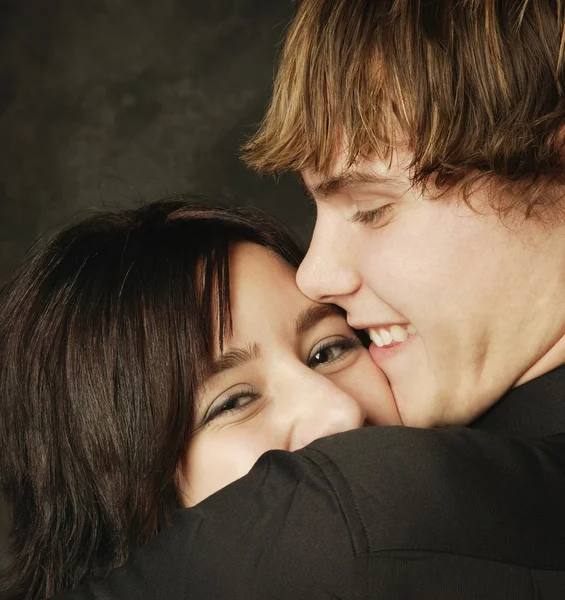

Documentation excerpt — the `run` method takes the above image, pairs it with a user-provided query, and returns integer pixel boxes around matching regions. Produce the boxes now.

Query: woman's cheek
[330,356,399,426]
[181,424,277,506]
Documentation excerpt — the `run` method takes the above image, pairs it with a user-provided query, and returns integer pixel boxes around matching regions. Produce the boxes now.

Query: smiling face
[180,242,398,506]
[296,149,565,428]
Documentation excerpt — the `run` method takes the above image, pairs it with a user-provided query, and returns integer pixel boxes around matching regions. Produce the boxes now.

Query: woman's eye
[204,390,260,425]
[351,204,393,226]
[308,337,360,369]
[221,393,255,413]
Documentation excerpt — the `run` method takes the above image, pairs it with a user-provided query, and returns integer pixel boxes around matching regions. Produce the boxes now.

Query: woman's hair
[0,197,304,599]
[243,0,565,218]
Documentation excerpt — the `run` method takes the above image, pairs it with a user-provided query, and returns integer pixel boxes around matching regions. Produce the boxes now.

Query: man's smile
[366,325,418,367]
[367,324,417,348]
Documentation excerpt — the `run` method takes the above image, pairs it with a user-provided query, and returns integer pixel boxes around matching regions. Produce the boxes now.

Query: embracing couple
[2,1,565,599]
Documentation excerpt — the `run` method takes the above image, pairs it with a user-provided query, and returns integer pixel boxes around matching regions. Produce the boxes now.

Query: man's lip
[368,335,414,365]
[348,321,411,330]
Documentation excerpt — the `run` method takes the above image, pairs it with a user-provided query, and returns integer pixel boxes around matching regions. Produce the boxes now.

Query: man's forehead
[301,154,410,199]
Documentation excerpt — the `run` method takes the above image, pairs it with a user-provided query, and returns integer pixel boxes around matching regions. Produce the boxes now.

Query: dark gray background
[0,0,312,283]
[0,0,312,593]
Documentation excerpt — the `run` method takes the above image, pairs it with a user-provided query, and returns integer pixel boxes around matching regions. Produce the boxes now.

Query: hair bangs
[241,0,408,176]
[244,0,565,219]
[195,233,233,368]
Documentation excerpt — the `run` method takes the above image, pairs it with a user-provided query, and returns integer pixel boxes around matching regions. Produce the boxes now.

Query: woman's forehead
[228,242,297,294]
[201,242,297,356]
[223,243,308,339]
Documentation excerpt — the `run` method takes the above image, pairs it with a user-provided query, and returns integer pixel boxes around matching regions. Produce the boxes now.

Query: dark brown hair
[0,197,304,599]
[243,0,565,217]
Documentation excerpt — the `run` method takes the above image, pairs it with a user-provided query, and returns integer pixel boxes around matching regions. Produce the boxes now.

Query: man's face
[297,149,565,427]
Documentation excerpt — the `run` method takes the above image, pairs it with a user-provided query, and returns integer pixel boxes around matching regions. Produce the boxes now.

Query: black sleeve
[54,447,360,600]
[54,427,565,600]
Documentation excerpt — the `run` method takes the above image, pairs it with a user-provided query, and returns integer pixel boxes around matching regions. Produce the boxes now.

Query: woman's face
[180,242,400,506]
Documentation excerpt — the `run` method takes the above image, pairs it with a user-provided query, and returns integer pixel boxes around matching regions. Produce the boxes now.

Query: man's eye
[308,337,360,369]
[350,204,393,226]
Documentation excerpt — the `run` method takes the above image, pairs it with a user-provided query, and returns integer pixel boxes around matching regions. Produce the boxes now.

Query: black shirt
[56,368,565,599]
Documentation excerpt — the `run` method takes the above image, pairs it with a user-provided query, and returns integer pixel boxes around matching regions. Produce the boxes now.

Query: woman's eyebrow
[207,306,343,377]
[208,343,260,377]
[295,304,346,335]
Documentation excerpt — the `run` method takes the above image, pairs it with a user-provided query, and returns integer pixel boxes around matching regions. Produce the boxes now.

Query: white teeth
[369,330,384,348]
[390,324,409,342]
[368,329,384,347]
[367,324,416,348]
[379,328,393,345]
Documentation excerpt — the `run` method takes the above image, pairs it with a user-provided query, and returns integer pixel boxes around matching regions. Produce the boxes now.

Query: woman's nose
[296,217,361,304]
[284,370,367,451]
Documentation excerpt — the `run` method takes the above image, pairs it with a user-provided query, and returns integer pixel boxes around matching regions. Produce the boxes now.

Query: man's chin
[389,383,437,428]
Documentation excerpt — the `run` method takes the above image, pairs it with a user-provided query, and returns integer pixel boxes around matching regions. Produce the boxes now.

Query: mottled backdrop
[0,0,312,282]
[0,0,311,593]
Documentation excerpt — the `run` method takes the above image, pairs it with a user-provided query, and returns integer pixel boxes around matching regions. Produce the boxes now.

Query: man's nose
[296,216,361,303]
[284,369,367,451]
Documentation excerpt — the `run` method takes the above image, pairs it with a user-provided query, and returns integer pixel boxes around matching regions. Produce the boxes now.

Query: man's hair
[243,0,565,217]
[0,198,304,599]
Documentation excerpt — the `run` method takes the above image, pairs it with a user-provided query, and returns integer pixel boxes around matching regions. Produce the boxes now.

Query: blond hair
[243,0,565,217]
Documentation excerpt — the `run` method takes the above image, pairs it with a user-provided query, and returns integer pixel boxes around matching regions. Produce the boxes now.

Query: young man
[55,2,565,598]
[243,0,565,432]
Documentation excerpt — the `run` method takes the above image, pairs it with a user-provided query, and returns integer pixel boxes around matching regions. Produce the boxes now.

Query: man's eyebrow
[310,172,393,199]
[295,304,346,335]
[208,343,260,377]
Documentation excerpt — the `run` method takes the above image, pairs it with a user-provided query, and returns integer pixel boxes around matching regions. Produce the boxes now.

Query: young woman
[0,198,400,599]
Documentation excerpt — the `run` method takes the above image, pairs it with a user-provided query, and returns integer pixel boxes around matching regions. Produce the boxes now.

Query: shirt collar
[471,364,565,437]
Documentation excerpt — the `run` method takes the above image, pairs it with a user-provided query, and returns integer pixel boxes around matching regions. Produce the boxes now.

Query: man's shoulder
[300,426,565,569]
